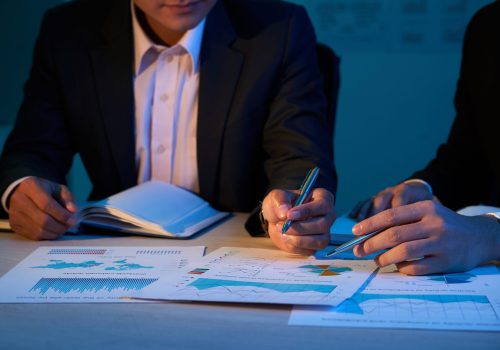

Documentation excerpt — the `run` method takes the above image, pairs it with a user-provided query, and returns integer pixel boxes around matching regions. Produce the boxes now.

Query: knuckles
[300,206,313,219]
[418,200,439,215]
[320,220,331,233]
[386,228,402,245]
[40,200,53,214]
[399,244,415,260]
[401,265,426,276]
[33,227,48,240]
[19,177,41,192]
[384,208,398,226]
[360,240,373,254]
[430,216,447,234]
[317,234,330,249]
[39,216,55,231]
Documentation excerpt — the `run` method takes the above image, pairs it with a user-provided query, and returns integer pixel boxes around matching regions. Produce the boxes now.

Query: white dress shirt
[132,4,204,193]
[1,5,205,211]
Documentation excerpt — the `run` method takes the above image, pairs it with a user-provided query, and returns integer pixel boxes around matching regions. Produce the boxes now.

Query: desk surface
[1,214,499,350]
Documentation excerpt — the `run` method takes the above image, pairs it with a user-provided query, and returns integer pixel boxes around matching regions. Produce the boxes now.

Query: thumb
[57,185,78,213]
[263,189,294,222]
[267,189,295,221]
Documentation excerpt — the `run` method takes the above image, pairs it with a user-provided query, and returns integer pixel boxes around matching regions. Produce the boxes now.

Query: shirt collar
[131,2,205,76]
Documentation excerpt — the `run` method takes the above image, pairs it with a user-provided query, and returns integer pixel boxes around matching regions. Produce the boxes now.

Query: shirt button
[160,93,169,103]
[165,55,173,63]
[156,144,166,154]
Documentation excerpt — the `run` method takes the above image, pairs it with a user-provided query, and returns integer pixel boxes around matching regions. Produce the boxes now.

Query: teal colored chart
[189,278,336,294]
[300,265,352,276]
[32,260,103,269]
[428,272,476,284]
[104,259,153,271]
[32,259,153,271]
[29,277,158,295]
[336,293,494,319]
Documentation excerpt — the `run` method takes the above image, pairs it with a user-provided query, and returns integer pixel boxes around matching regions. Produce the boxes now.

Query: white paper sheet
[0,246,205,303]
[133,247,378,306]
[290,265,500,331]
[458,205,500,217]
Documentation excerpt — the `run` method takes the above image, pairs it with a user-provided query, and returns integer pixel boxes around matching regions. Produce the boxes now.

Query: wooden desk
[0,214,498,350]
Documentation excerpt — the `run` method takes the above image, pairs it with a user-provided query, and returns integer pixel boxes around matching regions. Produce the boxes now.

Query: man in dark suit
[0,0,336,254]
[350,2,500,275]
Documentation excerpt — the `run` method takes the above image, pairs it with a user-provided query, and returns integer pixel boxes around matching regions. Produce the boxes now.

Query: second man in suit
[350,2,500,275]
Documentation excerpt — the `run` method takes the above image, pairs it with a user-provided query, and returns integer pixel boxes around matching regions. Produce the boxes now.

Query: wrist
[259,204,269,234]
[1,176,32,212]
[479,215,500,261]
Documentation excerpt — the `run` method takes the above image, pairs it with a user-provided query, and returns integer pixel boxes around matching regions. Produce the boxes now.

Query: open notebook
[78,181,229,238]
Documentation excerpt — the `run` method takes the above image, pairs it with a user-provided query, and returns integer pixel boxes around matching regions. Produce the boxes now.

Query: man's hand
[8,177,78,240]
[350,181,433,221]
[352,200,500,275]
[262,188,336,255]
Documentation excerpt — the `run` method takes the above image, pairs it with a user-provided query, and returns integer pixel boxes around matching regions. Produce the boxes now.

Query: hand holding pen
[326,229,382,257]
[261,167,336,256]
[282,167,320,234]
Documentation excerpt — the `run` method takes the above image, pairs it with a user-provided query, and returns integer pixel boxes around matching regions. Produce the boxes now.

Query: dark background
[0,0,493,212]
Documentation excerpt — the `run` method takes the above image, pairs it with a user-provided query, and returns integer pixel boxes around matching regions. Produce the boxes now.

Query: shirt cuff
[403,178,433,195]
[1,176,32,213]
[485,212,500,222]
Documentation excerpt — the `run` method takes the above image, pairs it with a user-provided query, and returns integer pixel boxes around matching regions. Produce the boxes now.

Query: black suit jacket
[412,2,500,210]
[0,0,336,227]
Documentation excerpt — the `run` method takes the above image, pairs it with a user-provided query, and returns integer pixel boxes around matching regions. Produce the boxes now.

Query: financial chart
[290,265,500,331]
[0,246,204,303]
[135,247,377,306]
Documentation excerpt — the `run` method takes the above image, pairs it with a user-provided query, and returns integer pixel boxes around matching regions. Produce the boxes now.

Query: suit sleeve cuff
[1,176,32,213]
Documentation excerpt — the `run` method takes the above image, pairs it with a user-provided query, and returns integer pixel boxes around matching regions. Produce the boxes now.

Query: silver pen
[326,229,382,257]
[282,167,320,234]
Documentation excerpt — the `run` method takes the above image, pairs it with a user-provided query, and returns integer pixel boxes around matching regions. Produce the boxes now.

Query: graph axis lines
[340,294,499,321]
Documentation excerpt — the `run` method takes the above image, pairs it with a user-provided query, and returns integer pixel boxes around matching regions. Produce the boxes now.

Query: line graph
[167,277,338,304]
[189,278,336,294]
[151,248,377,306]
[335,293,499,321]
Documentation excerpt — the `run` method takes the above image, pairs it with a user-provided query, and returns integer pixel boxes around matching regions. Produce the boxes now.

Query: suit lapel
[198,1,244,202]
[90,0,137,190]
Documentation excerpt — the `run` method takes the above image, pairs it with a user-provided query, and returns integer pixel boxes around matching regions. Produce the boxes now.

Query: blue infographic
[0,246,205,303]
[139,247,377,306]
[290,265,500,331]
[30,277,158,295]
[189,278,336,294]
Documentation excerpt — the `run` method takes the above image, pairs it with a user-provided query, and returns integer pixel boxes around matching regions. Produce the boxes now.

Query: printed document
[133,247,377,306]
[0,246,205,303]
[289,265,500,331]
